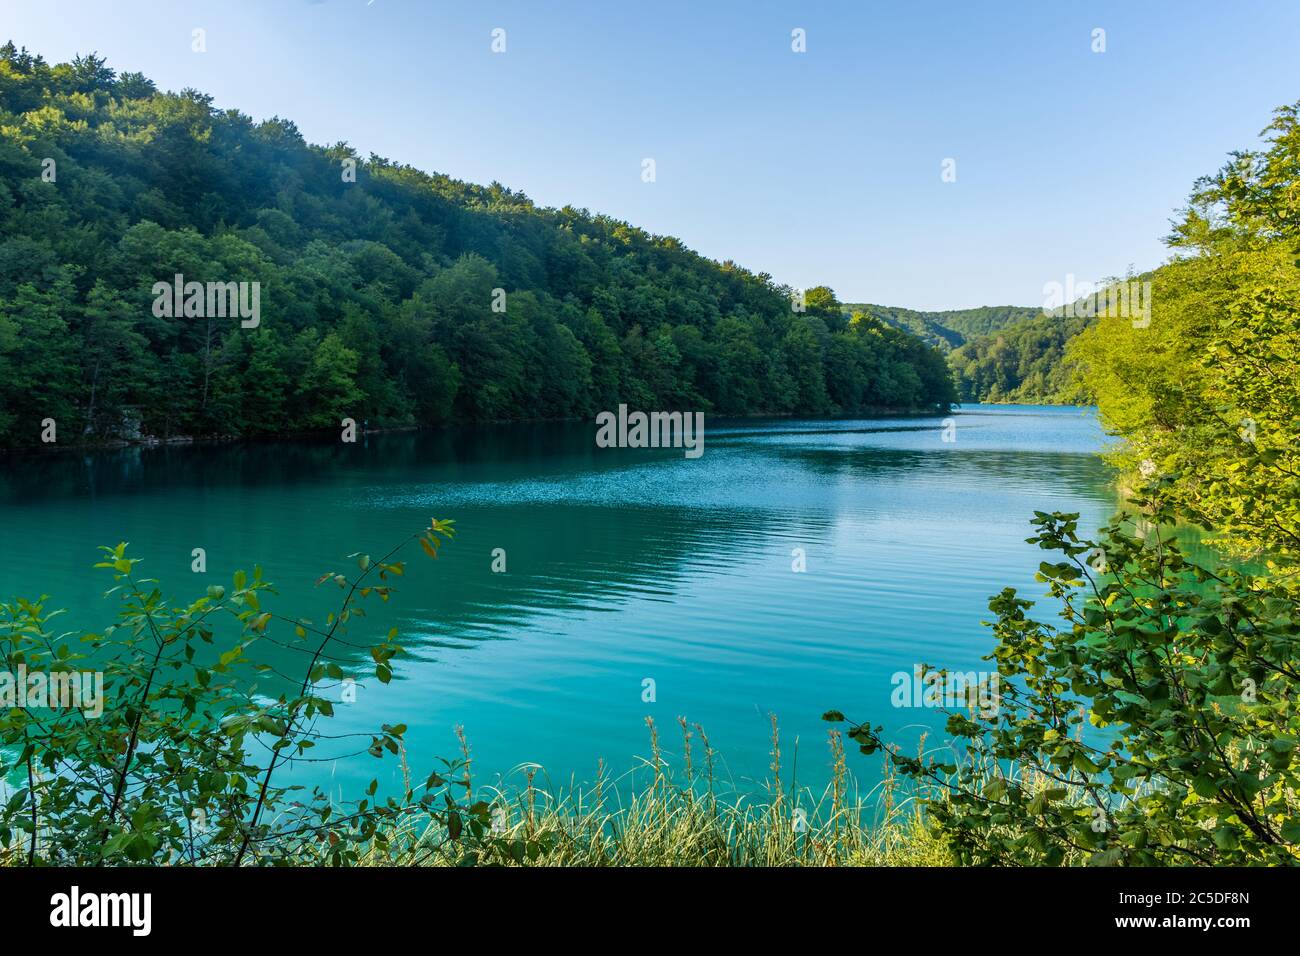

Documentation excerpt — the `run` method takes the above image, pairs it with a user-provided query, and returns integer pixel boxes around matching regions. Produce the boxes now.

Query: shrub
[828,485,1300,865]
[0,519,510,866]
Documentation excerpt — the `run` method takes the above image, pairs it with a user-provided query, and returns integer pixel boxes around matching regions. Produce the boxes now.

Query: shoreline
[0,404,958,457]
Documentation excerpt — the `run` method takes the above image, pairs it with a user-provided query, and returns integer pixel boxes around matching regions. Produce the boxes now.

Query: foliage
[0,44,953,447]
[1070,102,1300,562]
[0,518,497,866]
[828,488,1300,865]
[948,312,1093,404]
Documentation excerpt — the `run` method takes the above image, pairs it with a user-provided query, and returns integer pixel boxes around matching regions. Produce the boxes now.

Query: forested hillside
[0,46,954,447]
[842,303,1042,351]
[948,313,1092,403]
[842,301,1090,403]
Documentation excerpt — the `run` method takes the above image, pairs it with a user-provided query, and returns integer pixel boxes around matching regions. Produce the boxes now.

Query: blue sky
[6,0,1300,309]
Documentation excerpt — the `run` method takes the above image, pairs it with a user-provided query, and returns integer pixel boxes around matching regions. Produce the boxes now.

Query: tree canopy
[0,45,954,446]
[1070,102,1300,561]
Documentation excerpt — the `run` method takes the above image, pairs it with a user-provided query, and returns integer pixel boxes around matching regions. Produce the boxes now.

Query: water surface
[0,405,1114,799]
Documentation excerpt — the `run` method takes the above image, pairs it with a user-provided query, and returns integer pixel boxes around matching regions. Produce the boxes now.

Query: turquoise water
[0,404,1114,800]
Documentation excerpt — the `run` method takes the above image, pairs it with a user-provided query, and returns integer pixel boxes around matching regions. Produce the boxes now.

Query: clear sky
[6,0,1300,310]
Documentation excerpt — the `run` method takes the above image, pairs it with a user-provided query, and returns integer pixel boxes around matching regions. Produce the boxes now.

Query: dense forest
[947,312,1092,403]
[841,302,1090,404]
[842,303,1042,351]
[0,45,954,447]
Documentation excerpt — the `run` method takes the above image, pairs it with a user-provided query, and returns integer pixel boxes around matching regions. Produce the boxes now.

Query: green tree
[1072,102,1300,562]
[78,280,146,438]
[298,332,363,428]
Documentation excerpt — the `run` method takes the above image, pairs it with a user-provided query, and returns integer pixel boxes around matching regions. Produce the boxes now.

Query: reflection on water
[0,405,1115,799]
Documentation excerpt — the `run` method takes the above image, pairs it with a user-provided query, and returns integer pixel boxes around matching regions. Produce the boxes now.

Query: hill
[0,45,954,447]
[947,312,1093,403]
[842,302,1093,404]
[841,303,1043,351]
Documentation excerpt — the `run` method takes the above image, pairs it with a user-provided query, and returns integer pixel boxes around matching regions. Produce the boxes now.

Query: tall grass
[3,711,1102,866]
[350,717,954,867]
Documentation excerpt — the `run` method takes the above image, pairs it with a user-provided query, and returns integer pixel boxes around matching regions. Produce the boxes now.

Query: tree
[241,330,291,435]
[298,332,363,428]
[78,280,146,437]
[0,276,80,441]
[1072,101,1300,562]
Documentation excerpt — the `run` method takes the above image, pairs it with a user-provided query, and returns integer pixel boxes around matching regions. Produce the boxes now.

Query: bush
[829,484,1300,865]
[0,519,512,866]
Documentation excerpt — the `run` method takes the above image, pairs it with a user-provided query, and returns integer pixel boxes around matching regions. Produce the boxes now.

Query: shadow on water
[0,424,845,689]
[0,407,1121,797]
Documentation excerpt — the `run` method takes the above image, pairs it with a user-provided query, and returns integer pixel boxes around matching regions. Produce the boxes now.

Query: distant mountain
[841,304,1044,351]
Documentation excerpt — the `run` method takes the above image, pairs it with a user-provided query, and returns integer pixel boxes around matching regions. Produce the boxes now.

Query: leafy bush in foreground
[829,485,1300,865]
[0,519,506,865]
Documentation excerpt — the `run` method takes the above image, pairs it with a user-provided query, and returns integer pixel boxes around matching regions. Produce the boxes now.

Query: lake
[0,404,1114,802]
